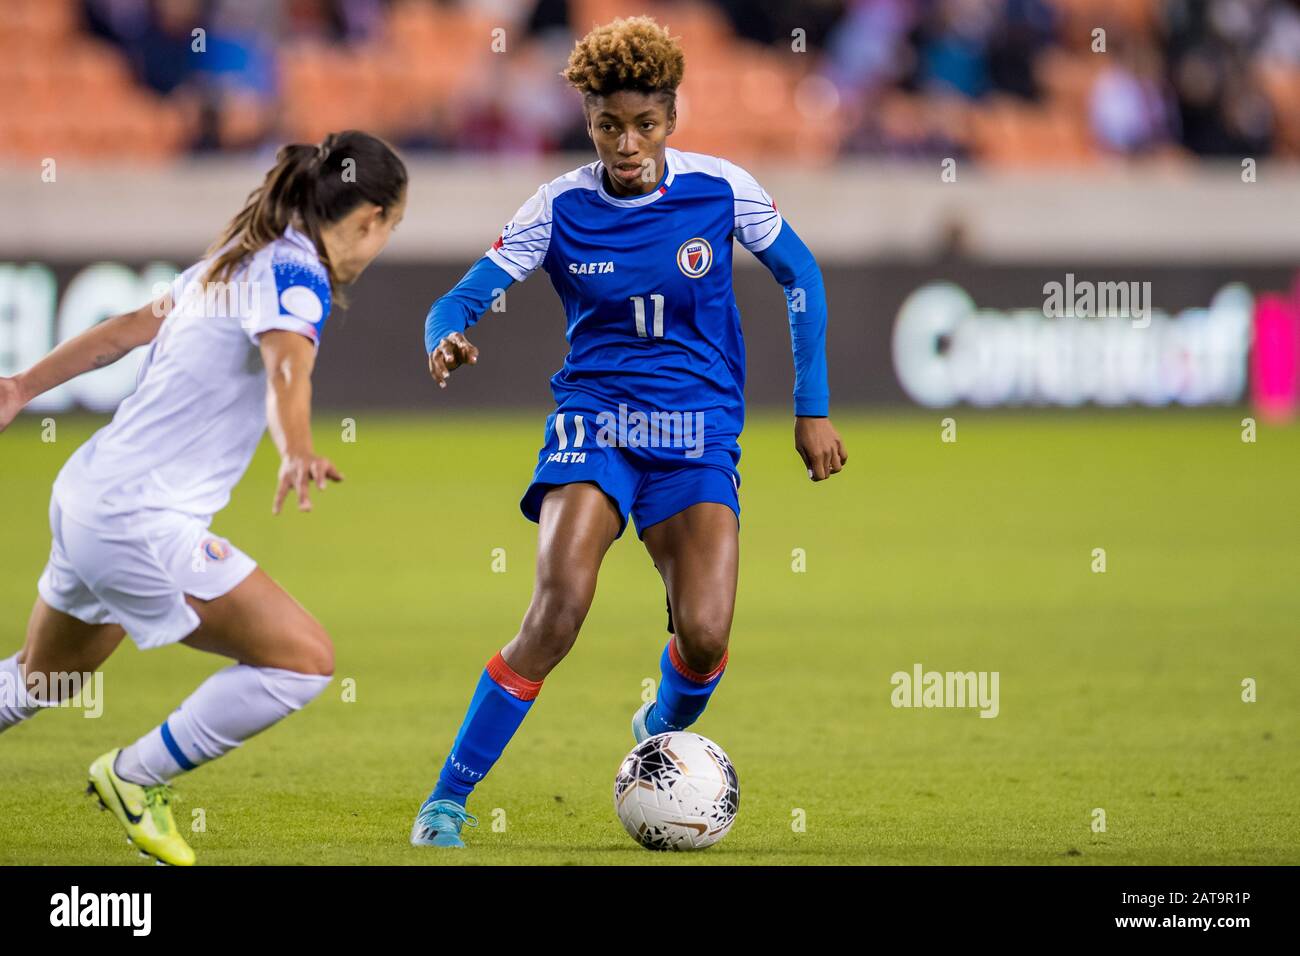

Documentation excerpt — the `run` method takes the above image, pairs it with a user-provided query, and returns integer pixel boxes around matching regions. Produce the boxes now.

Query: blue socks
[645,636,728,736]
[426,638,727,811]
[427,651,542,807]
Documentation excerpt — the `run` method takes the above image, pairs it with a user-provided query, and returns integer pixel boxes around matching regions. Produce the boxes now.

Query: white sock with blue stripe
[114,664,331,785]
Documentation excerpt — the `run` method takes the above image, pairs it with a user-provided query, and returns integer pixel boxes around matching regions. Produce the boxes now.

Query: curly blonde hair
[561,16,685,98]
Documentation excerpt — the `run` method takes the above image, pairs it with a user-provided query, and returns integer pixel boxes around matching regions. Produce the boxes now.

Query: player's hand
[795,416,847,481]
[274,453,343,514]
[428,332,479,389]
[0,376,26,434]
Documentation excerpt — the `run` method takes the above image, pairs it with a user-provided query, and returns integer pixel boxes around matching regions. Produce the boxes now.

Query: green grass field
[1,409,1296,865]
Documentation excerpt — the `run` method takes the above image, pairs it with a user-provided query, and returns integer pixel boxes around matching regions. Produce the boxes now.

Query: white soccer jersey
[52,225,332,529]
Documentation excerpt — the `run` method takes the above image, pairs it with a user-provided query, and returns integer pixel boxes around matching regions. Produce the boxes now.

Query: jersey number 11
[630,294,665,338]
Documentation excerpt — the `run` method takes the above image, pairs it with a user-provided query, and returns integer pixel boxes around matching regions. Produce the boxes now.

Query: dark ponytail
[203,130,407,292]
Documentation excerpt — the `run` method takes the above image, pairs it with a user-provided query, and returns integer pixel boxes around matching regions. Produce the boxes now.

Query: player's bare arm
[795,416,848,481]
[262,329,342,514]
[427,330,479,389]
[0,295,171,433]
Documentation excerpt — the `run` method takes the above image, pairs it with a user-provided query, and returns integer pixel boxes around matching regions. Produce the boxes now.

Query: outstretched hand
[0,376,26,434]
[274,454,344,514]
[428,332,479,389]
[795,416,847,481]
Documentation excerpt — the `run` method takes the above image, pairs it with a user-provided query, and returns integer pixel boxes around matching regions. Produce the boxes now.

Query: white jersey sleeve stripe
[720,157,784,254]
[485,186,554,282]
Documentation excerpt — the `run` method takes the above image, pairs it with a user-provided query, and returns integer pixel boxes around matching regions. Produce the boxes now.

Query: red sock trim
[667,637,728,684]
[487,651,544,701]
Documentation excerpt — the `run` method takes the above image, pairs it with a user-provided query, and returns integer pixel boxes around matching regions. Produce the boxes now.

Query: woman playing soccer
[411,17,846,848]
[0,131,406,865]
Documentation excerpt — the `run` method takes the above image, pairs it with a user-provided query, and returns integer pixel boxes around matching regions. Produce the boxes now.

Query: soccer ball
[613,731,739,851]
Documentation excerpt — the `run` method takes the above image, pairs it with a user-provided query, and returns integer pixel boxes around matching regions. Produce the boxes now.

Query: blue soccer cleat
[632,700,655,744]
[410,798,479,848]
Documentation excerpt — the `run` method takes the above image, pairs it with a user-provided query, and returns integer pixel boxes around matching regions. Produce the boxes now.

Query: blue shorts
[519,409,741,540]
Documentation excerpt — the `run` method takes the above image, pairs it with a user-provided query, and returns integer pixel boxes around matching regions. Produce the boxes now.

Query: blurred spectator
[284,0,386,43]
[822,0,918,104]
[710,0,845,49]
[452,32,582,154]
[1171,44,1274,154]
[84,0,204,94]
[843,92,972,159]
[1089,41,1178,154]
[189,0,279,151]
[21,0,1299,165]
[1217,57,1276,154]
[986,0,1057,99]
[1259,0,1300,65]
[909,0,998,99]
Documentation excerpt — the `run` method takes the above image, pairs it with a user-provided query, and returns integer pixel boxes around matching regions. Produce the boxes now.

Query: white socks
[3,654,330,782]
[114,664,331,785]
[0,653,41,732]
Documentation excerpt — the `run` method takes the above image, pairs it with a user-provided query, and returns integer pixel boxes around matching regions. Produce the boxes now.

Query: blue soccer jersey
[426,147,830,536]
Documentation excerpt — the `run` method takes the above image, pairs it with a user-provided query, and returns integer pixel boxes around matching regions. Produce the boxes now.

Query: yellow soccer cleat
[86,748,196,866]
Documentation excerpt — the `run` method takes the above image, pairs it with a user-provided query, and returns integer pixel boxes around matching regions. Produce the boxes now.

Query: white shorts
[36,496,257,650]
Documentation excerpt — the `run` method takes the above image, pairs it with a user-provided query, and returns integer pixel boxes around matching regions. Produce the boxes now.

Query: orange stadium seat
[2,0,1287,167]
[0,4,184,164]
[969,95,1098,167]
[1038,49,1104,114]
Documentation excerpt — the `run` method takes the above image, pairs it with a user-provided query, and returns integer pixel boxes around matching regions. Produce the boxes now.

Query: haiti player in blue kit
[411,17,847,847]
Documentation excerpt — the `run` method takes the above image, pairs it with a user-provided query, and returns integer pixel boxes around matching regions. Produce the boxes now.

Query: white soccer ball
[613,731,739,851]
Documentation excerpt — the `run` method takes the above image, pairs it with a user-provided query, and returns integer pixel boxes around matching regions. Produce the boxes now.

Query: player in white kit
[0,130,407,865]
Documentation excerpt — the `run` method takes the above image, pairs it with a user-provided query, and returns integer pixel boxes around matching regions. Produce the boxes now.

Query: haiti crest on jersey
[676,237,713,278]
